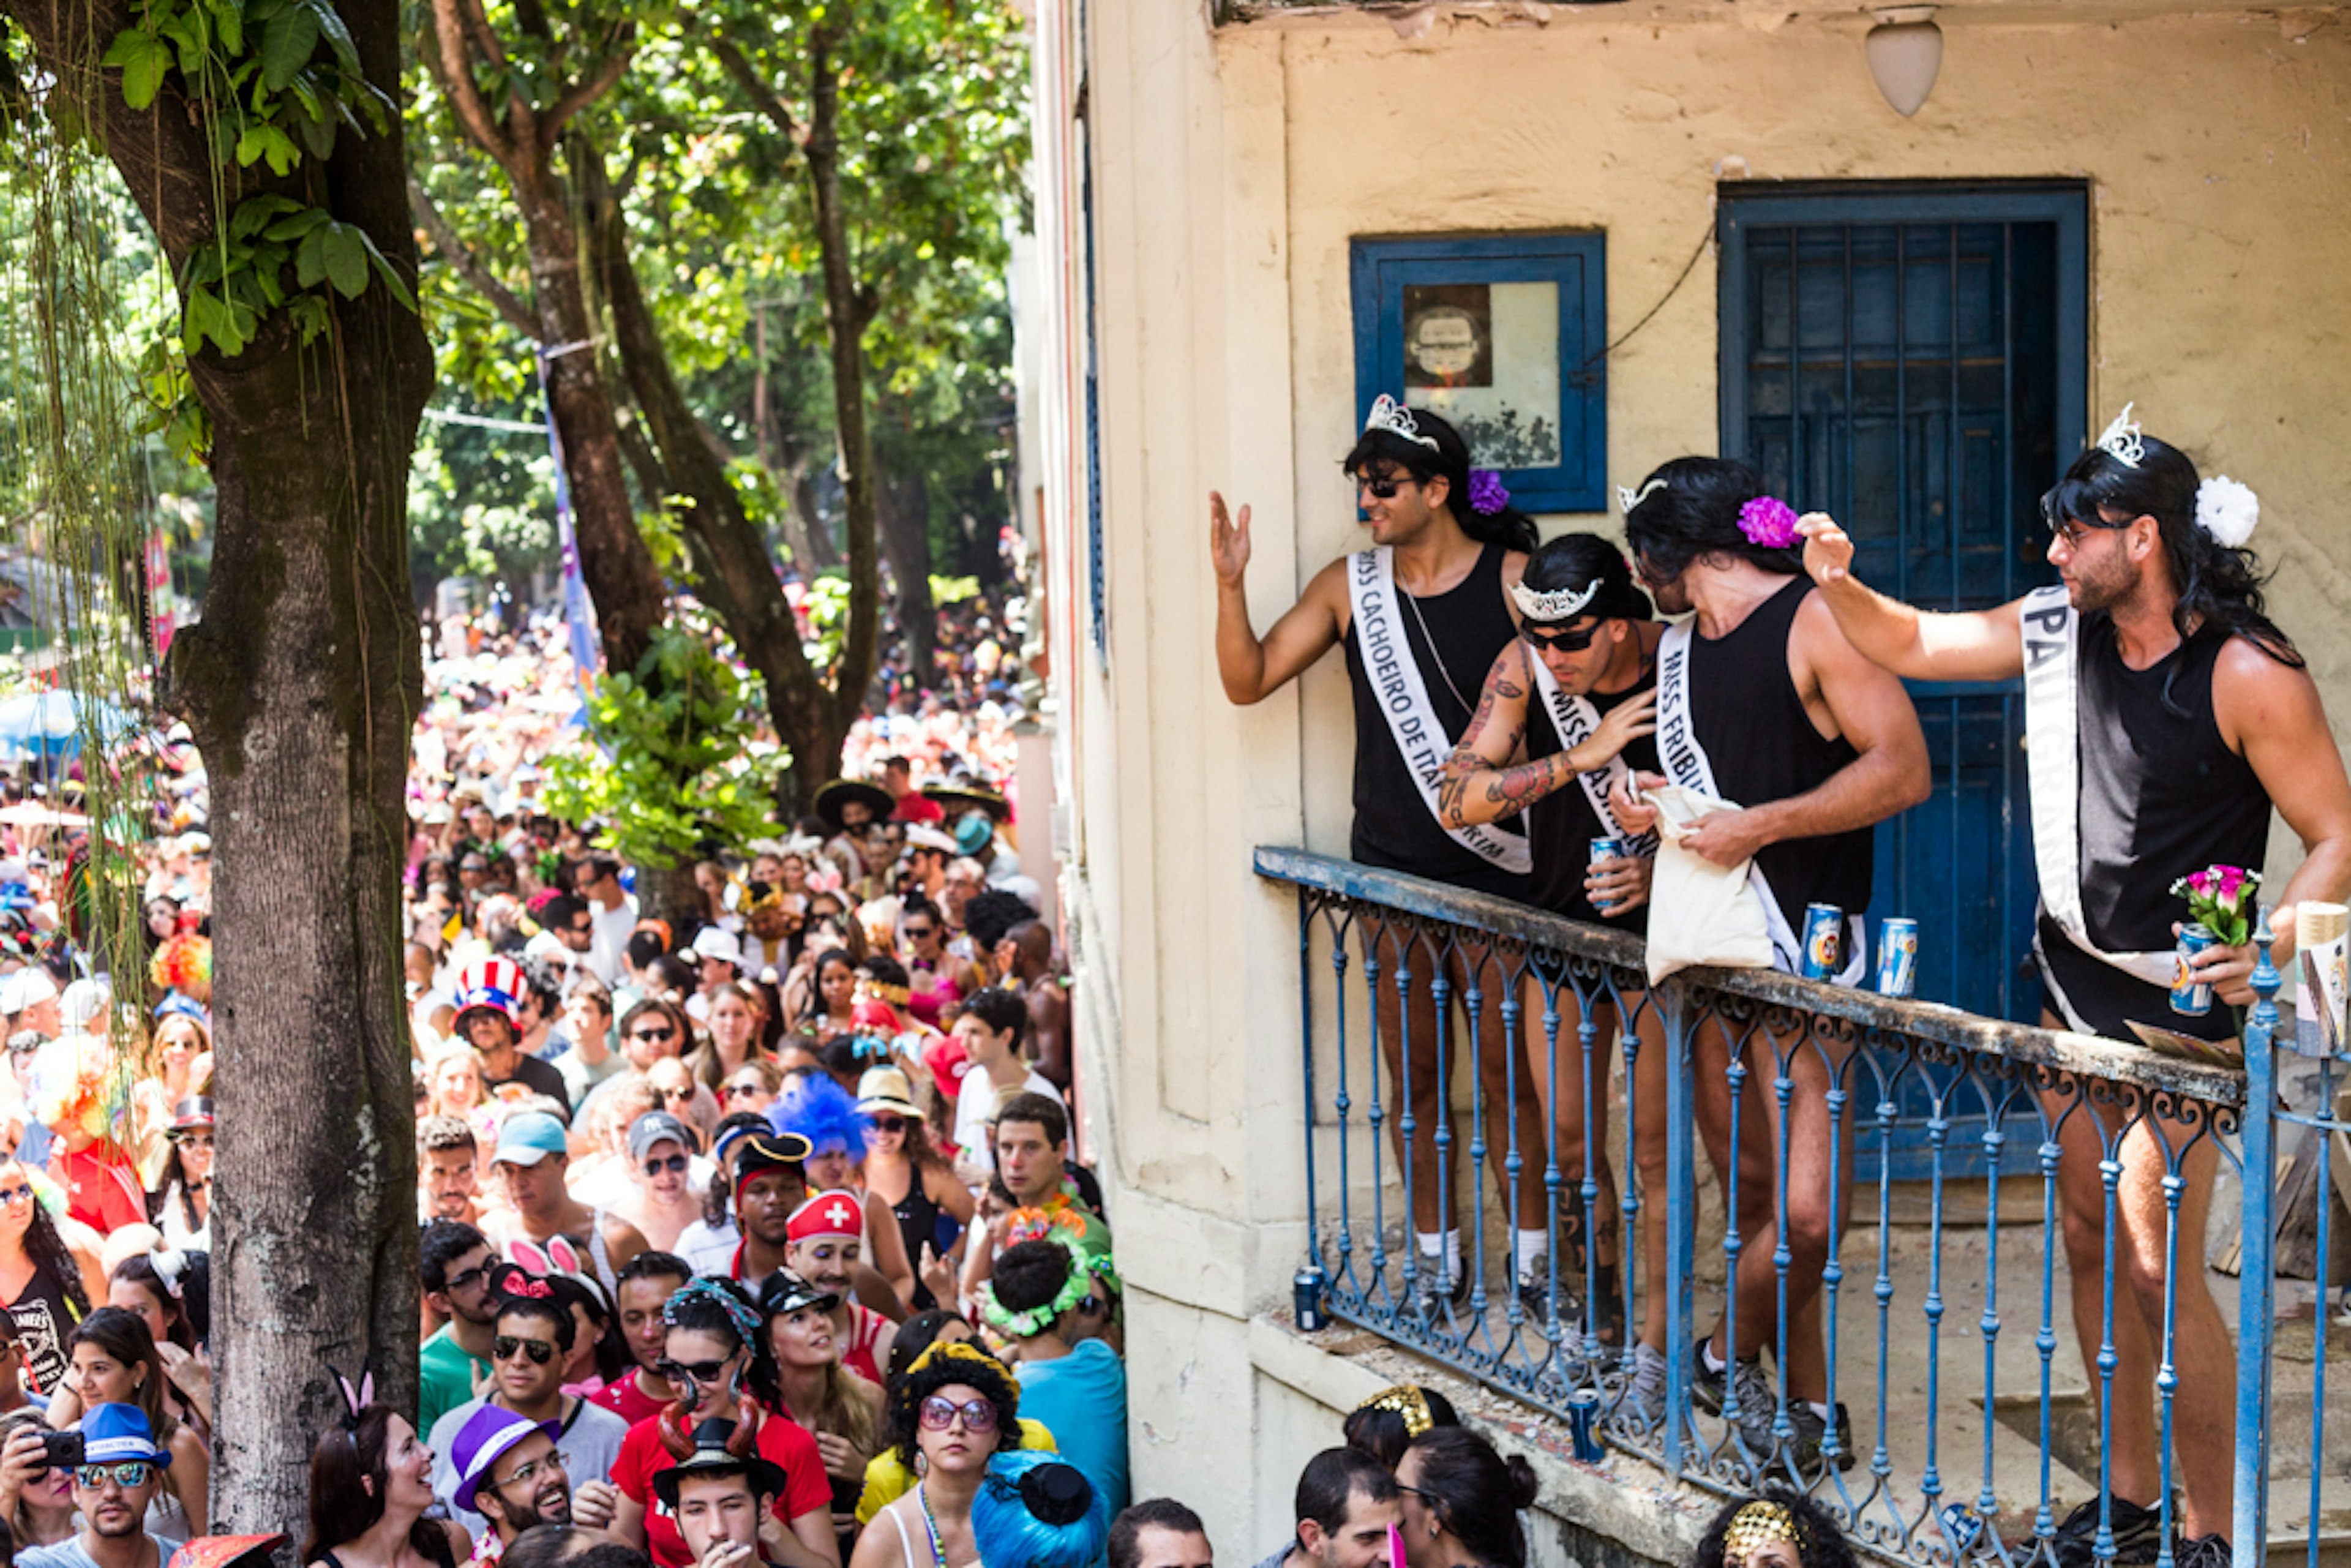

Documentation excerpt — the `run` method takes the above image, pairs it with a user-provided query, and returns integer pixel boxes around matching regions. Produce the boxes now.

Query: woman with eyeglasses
[609,1277,839,1568]
[896,901,981,1032]
[855,1072,971,1313]
[0,1161,97,1399]
[847,1340,1022,1568]
[143,1099,214,1252]
[756,1273,882,1557]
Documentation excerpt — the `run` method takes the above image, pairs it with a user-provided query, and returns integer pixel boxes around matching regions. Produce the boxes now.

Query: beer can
[1293,1266,1327,1332]
[1801,903,1845,981]
[2172,923,2217,1017]
[1876,917,1920,997]
[1937,1503,1984,1553]
[1567,1386,1607,1465]
[1588,837,1626,912]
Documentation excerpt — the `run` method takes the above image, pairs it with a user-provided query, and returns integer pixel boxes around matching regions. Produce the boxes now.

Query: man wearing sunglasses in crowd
[617,1111,709,1256]
[430,1269,627,1538]
[421,1221,501,1436]
[1209,397,1551,1317]
[590,1251,694,1428]
[1434,534,1674,1375]
[15,1403,173,1568]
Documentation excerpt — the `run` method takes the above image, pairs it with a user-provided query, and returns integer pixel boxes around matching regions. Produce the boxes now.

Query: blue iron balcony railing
[1256,846,2338,1568]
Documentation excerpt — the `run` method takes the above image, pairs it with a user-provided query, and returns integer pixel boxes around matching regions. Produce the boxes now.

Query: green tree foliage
[541,618,787,866]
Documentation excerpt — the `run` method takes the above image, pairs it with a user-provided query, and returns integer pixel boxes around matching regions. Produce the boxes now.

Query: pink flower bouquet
[2169,863,2262,947]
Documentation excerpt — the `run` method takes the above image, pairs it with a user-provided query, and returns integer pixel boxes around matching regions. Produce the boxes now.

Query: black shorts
[2035,913,2238,1044]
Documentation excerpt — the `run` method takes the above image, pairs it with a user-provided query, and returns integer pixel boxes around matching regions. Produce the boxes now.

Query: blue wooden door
[1719,186,2088,1174]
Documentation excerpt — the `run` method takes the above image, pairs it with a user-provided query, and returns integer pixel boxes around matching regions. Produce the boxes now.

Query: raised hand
[1572,689,1657,772]
[1210,491,1253,587]
[1799,512,1854,587]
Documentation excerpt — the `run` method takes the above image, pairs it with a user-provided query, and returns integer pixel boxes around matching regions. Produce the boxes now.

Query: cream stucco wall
[1027,3,2351,1555]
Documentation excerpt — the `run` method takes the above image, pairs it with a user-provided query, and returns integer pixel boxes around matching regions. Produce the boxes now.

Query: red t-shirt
[614,1406,831,1568]
[590,1370,670,1429]
[892,793,944,824]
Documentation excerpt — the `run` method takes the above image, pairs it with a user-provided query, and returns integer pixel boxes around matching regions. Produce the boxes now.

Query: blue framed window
[1349,234,1607,512]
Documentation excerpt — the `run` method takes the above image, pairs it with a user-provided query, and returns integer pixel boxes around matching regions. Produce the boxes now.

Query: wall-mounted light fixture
[1865,6,1942,117]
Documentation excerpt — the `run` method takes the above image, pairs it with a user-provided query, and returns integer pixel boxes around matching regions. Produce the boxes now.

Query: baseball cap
[449,1405,559,1512]
[492,1111,569,1168]
[689,926,743,969]
[626,1110,696,1165]
[2,969,56,1016]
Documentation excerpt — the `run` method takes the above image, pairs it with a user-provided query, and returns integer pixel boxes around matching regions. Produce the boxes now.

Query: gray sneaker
[1621,1341,1668,1431]
[1787,1400,1857,1476]
[1691,1343,1778,1458]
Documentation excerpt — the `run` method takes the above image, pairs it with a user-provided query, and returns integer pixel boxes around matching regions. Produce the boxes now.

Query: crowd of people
[1210,396,2351,1568]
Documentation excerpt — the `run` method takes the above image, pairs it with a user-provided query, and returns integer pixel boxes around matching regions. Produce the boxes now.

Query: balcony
[1256,846,2347,1568]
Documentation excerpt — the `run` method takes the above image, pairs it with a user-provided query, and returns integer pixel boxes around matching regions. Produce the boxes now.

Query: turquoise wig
[767,1071,869,1159]
[971,1450,1109,1568]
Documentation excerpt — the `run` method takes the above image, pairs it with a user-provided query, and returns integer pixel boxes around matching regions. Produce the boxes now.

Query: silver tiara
[1512,576,1602,623]
[1617,477,1667,514]
[2096,402,2145,468]
[1363,394,1439,453]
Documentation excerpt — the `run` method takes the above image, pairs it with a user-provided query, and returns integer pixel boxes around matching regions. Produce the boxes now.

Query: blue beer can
[1589,838,1626,912]
[2172,923,2216,1016]
[1294,1266,1327,1332]
[1877,917,1920,997]
[1801,903,1845,981]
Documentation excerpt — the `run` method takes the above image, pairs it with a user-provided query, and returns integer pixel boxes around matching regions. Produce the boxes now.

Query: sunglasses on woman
[651,1087,693,1105]
[918,1395,1000,1433]
[642,1153,689,1178]
[869,1115,909,1135]
[493,1335,556,1365]
[722,1082,764,1100]
[656,1357,733,1385]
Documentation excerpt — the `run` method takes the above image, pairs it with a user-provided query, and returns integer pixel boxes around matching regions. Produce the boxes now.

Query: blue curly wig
[970,1450,1109,1568]
[767,1072,869,1159]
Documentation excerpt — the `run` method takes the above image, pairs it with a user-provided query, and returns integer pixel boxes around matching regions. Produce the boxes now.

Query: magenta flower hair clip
[1738,495,1800,549]
[1468,470,1510,516]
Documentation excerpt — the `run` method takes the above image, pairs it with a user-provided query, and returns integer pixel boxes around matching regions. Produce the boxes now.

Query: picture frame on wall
[1350,233,1608,514]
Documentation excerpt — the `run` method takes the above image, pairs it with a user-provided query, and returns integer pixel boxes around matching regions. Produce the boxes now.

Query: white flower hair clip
[2195,476,2259,548]
[1362,394,1439,453]
[2096,402,2145,468]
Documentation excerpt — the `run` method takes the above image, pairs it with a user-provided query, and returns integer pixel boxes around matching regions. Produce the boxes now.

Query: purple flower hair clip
[1738,495,1801,549]
[1468,470,1510,516]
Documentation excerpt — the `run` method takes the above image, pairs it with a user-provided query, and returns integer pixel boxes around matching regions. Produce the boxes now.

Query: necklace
[915,1482,947,1567]
[1399,580,1475,718]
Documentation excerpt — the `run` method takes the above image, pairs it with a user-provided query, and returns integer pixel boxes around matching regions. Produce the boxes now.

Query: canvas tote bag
[1642,783,1774,986]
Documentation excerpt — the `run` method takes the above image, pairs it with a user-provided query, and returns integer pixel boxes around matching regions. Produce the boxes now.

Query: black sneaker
[1690,1342,1776,1457]
[2170,1534,2231,1568]
[1786,1400,1858,1476]
[2044,1496,2165,1568]
[1408,1259,1472,1322]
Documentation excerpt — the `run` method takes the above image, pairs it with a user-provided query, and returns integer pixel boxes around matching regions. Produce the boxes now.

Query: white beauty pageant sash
[2018,584,2177,990]
[1524,656,1657,857]
[1349,547,1531,874]
[1654,621,1863,982]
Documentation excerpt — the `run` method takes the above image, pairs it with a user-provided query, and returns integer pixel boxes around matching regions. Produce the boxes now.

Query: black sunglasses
[493,1335,555,1365]
[443,1262,493,1293]
[642,1153,689,1178]
[1522,621,1603,653]
[630,1027,677,1043]
[655,1357,732,1384]
[1354,471,1415,500]
[870,1115,909,1135]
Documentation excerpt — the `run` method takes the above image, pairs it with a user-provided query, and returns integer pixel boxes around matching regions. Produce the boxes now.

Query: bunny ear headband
[328,1363,377,1428]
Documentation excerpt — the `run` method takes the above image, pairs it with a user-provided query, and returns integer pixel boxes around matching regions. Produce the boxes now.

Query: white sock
[1808,1400,1832,1422]
[1701,1338,1728,1375]
[1414,1229,1463,1276]
[1513,1228,1548,1283]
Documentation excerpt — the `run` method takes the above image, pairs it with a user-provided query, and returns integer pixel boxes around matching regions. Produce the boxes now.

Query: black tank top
[4,1260,79,1395]
[1342,541,1529,899]
[2075,617,2271,950]
[1526,667,1659,926]
[890,1176,944,1311]
[1686,577,1873,932]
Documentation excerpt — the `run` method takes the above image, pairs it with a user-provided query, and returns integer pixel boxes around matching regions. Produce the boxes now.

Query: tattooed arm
[1438,642,1565,828]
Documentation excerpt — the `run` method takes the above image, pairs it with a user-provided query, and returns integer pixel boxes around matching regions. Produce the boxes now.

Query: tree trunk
[877,461,936,684]
[799,25,882,740]
[790,468,838,571]
[4,0,434,1529]
[580,146,845,811]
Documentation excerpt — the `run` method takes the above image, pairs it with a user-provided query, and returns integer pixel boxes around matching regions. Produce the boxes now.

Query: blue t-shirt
[1014,1339,1130,1517]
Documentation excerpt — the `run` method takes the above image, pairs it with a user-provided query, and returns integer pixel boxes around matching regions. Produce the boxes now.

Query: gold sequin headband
[1723,1501,1804,1564]
[864,982,912,1005]
[1354,1385,1434,1439]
